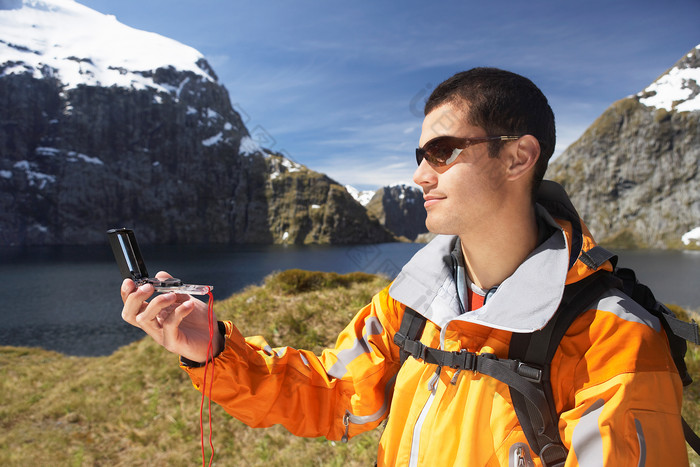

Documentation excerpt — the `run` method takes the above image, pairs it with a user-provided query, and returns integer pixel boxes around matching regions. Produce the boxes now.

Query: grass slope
[1,270,698,465]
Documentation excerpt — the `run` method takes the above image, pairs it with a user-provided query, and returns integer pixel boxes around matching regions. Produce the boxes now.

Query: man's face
[413,102,510,236]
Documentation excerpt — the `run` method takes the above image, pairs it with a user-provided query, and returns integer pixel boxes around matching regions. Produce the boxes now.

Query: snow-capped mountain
[548,44,700,249]
[345,185,376,207]
[637,45,700,113]
[365,183,427,241]
[0,0,214,93]
[0,0,393,245]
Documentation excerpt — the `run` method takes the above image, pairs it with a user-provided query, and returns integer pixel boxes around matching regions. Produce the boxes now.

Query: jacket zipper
[408,366,442,467]
[406,242,461,465]
[404,246,460,465]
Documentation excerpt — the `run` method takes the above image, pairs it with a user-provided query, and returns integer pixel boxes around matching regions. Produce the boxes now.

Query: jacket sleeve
[181,284,404,441]
[552,292,689,466]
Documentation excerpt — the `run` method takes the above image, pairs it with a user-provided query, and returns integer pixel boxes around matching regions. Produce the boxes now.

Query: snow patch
[269,156,302,180]
[638,46,700,112]
[280,158,301,173]
[36,147,103,164]
[14,160,55,188]
[682,227,700,246]
[206,108,221,121]
[345,184,376,206]
[35,146,61,157]
[0,170,12,178]
[239,135,262,156]
[176,77,190,98]
[68,151,103,164]
[202,132,223,147]
[0,0,215,95]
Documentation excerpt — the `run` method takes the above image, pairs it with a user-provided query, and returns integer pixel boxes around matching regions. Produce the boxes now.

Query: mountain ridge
[548,44,700,249]
[0,0,394,245]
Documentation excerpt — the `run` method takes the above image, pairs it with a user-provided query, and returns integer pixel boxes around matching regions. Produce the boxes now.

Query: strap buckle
[393,331,407,347]
[447,349,474,370]
[539,442,568,467]
[403,339,427,361]
[516,361,543,384]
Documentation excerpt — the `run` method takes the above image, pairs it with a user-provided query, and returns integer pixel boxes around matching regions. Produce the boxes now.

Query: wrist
[179,321,227,368]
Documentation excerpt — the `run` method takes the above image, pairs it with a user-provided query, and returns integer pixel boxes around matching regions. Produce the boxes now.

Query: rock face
[0,0,393,245]
[548,45,700,249]
[365,184,427,241]
[266,155,394,244]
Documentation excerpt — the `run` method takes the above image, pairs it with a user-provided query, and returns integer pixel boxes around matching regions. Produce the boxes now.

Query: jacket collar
[388,204,571,333]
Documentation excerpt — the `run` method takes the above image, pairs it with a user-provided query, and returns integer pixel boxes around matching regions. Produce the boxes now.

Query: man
[120,68,688,465]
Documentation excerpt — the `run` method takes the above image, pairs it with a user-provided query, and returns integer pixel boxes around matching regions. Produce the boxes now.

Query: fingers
[133,292,180,331]
[161,299,195,352]
[121,282,177,333]
[121,282,153,326]
[120,278,136,303]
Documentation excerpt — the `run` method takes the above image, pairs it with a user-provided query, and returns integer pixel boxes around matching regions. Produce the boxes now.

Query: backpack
[391,181,700,466]
[393,247,700,466]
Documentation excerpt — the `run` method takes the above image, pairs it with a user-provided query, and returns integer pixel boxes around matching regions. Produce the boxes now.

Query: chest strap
[393,313,561,458]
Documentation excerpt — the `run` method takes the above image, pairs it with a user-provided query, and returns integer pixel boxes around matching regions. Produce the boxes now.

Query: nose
[413,158,437,190]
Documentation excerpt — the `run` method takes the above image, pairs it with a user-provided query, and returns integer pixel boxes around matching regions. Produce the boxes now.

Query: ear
[505,135,540,181]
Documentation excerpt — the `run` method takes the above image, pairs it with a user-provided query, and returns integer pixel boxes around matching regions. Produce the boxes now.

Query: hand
[120,271,223,363]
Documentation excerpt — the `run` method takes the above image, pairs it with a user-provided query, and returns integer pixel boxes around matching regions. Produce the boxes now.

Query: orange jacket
[183,198,687,466]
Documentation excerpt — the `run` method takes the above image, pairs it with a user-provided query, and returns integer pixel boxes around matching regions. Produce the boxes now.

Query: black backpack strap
[393,306,427,365]
[683,417,700,454]
[578,245,618,270]
[508,270,621,466]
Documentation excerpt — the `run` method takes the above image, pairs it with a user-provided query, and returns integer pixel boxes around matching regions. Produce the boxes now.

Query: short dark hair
[424,67,555,194]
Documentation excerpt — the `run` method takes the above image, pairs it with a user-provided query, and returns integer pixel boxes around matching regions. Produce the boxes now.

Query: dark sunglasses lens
[417,137,461,166]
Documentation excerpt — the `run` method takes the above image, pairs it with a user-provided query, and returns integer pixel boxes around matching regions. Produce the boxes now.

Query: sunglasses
[416,135,521,167]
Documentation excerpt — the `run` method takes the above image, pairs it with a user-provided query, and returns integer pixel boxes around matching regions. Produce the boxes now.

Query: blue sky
[79,0,699,191]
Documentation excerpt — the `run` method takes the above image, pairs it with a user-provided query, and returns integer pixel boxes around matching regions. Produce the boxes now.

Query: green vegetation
[1,270,699,465]
[601,228,647,250]
[0,271,389,467]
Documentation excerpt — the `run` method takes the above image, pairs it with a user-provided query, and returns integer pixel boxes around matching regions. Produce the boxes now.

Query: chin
[425,219,457,236]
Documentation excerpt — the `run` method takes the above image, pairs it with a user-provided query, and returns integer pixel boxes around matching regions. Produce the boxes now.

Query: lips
[423,194,445,209]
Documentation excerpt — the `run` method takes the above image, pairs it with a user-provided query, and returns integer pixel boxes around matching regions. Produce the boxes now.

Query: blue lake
[0,243,698,356]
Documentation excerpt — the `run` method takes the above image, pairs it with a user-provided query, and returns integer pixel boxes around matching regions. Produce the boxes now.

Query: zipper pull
[450,369,461,385]
[341,411,350,443]
[427,365,442,392]
[515,446,525,467]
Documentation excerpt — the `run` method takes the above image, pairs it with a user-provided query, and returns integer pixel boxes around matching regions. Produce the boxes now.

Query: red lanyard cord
[199,292,216,467]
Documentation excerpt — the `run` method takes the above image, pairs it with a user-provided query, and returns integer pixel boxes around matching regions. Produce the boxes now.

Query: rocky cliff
[548,45,700,249]
[365,184,427,241]
[266,155,393,244]
[0,0,393,246]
